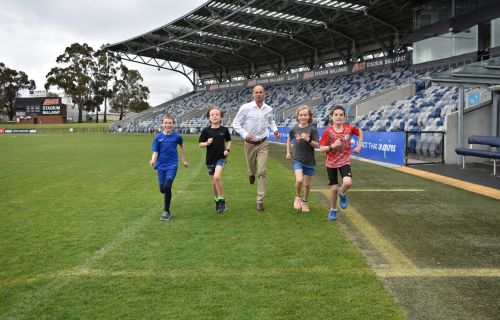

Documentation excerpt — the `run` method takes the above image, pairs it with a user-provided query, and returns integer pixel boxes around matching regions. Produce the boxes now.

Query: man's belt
[246,137,267,144]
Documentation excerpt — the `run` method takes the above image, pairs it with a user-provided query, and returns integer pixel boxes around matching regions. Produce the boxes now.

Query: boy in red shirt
[319,106,363,221]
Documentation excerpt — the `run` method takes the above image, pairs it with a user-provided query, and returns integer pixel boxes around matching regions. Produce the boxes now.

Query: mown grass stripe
[317,190,416,270]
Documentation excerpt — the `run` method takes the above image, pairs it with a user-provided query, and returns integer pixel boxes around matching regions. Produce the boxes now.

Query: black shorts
[326,165,352,185]
[206,158,226,176]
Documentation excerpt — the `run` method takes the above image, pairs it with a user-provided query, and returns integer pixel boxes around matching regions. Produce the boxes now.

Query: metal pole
[457,85,464,166]
[492,92,499,138]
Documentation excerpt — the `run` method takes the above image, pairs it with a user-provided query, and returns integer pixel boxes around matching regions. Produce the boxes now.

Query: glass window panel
[492,18,500,47]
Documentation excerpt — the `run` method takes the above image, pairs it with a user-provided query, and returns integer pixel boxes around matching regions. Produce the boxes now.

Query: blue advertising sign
[270,128,404,166]
[351,131,405,166]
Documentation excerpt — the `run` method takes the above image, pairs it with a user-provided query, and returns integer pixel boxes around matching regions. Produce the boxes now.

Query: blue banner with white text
[270,128,405,166]
[350,131,405,166]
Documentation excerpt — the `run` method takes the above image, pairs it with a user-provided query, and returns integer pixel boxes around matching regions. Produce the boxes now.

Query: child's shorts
[326,165,352,185]
[206,158,226,176]
[158,168,177,186]
[293,161,315,176]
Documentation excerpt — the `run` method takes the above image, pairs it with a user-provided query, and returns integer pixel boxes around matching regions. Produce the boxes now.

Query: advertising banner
[269,128,405,166]
[198,52,411,92]
[4,129,37,134]
[351,131,405,166]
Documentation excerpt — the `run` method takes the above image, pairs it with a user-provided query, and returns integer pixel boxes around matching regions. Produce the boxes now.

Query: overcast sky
[0,0,207,106]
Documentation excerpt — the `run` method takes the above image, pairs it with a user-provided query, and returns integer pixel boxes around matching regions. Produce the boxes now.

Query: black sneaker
[215,199,219,212]
[217,200,227,213]
[160,211,171,221]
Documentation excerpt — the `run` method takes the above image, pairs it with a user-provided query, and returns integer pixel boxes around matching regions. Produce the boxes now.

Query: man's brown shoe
[256,202,264,211]
[249,175,256,184]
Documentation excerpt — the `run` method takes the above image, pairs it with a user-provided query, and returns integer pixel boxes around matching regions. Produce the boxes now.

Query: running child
[149,114,188,221]
[286,105,319,213]
[199,106,232,213]
[319,105,363,221]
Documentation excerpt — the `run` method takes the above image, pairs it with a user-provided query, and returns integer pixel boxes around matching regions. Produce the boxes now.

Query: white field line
[5,264,499,287]
[311,189,425,192]
[0,266,373,286]
[375,268,500,278]
[314,189,500,278]
[317,189,416,269]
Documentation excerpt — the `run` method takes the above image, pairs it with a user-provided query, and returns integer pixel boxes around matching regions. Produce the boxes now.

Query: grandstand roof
[106,0,413,85]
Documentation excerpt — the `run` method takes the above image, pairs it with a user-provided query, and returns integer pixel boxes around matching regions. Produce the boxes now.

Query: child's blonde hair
[162,113,175,123]
[295,105,313,124]
[206,106,224,124]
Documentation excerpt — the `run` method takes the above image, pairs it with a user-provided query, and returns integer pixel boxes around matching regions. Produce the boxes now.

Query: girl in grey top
[286,105,319,213]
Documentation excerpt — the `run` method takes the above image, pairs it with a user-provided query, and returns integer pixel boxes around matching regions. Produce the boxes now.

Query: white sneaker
[301,201,310,213]
[293,196,302,210]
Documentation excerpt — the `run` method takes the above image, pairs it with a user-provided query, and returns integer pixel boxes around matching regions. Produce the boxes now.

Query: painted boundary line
[395,166,500,200]
[315,189,500,278]
[375,268,500,278]
[311,188,425,192]
[317,190,416,270]
[3,265,499,287]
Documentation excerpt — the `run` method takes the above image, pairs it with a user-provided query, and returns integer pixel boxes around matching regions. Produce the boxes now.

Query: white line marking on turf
[375,268,500,278]
[311,189,425,192]
[316,189,416,269]
[314,189,500,279]
[5,265,499,286]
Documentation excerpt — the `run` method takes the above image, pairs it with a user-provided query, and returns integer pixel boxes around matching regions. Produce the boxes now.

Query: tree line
[0,42,150,123]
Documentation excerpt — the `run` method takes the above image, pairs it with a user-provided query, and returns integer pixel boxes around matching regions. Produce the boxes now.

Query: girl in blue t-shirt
[149,114,188,221]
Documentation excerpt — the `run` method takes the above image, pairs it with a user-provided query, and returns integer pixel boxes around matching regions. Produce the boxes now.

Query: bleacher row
[112,66,463,151]
[352,85,458,132]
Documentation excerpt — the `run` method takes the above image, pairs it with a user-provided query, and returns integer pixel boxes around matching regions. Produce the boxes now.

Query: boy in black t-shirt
[199,106,232,213]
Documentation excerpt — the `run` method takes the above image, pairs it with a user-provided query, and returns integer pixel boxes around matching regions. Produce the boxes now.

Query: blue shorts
[207,159,226,176]
[158,168,177,186]
[293,161,315,176]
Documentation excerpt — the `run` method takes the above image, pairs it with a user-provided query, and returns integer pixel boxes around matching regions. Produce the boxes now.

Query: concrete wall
[445,103,494,164]
[355,83,415,117]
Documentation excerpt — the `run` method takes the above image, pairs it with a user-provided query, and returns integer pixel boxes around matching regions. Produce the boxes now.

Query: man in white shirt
[232,85,281,211]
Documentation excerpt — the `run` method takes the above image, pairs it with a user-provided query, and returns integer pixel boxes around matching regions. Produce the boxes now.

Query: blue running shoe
[216,200,227,213]
[328,209,337,221]
[339,192,348,209]
[160,211,171,221]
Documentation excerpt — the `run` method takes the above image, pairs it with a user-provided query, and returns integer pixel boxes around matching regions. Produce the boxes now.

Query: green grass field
[1,134,498,319]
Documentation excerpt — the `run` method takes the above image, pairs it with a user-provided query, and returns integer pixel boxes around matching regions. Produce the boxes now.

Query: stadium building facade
[15,97,67,124]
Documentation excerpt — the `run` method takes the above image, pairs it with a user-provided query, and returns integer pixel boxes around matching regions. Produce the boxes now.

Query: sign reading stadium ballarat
[196,52,411,92]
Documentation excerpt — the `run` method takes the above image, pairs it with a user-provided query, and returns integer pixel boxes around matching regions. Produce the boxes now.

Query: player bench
[455,135,500,175]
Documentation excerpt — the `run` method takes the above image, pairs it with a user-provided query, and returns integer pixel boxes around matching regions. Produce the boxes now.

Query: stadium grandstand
[105,0,500,167]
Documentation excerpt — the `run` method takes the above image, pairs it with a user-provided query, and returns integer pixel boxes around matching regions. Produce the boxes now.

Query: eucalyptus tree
[45,43,97,123]
[92,46,121,123]
[111,65,150,120]
[0,62,36,120]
